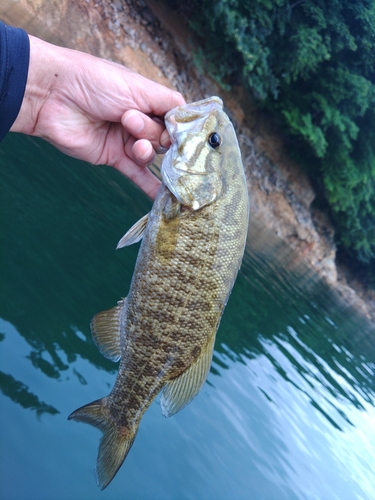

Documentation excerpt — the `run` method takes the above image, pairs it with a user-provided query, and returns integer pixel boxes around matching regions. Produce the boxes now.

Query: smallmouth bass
[68,96,250,490]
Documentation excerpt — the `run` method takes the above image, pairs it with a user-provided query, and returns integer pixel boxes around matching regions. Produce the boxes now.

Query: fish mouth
[165,96,223,139]
[167,96,223,121]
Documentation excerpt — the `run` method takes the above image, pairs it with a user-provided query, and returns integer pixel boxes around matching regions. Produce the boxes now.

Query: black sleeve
[0,21,30,142]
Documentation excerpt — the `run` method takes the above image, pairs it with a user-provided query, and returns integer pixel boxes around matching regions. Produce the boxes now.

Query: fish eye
[208,132,221,149]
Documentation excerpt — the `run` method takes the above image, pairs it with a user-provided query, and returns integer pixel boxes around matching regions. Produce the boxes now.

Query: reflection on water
[0,369,59,417]
[0,133,374,499]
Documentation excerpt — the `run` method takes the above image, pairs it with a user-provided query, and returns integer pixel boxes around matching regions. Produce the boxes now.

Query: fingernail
[139,143,153,161]
[123,111,144,133]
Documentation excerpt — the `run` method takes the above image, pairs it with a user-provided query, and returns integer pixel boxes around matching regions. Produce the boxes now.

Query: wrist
[10,35,62,136]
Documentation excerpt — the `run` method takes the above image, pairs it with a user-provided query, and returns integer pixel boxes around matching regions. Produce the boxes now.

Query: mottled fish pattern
[69,96,249,490]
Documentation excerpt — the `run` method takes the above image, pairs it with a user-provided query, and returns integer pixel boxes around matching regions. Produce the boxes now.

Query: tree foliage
[170,0,375,273]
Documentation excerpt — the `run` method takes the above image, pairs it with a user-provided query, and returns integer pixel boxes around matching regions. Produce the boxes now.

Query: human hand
[11,35,185,198]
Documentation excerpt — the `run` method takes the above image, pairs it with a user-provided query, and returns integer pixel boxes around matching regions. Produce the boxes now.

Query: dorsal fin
[90,298,127,362]
[116,213,149,249]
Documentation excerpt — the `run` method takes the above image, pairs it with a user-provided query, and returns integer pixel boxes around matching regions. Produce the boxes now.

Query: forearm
[10,35,65,136]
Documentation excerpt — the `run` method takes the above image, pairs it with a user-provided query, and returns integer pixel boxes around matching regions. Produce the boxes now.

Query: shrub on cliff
[170,0,375,275]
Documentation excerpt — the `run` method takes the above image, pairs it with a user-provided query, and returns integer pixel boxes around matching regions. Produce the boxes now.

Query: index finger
[129,74,186,116]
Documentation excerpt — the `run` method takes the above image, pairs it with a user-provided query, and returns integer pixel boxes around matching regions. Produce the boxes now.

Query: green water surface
[0,133,374,500]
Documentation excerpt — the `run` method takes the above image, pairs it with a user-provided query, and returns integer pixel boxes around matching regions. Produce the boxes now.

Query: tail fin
[68,398,137,490]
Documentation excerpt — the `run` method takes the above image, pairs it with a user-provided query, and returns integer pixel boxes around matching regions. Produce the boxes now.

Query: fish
[68,96,250,490]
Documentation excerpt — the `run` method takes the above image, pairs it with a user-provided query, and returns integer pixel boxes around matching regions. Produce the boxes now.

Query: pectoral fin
[160,334,215,417]
[116,213,149,249]
[90,299,127,362]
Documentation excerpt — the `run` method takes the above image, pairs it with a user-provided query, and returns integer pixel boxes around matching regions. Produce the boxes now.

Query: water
[0,133,374,500]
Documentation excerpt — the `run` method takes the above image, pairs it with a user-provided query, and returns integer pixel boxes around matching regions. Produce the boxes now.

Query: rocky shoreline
[2,0,374,321]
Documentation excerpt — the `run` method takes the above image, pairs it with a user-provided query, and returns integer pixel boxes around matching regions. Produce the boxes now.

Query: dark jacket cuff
[0,21,30,142]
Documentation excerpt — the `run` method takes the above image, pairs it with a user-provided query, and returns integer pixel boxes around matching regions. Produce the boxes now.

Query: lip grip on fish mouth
[68,96,250,490]
[161,98,228,210]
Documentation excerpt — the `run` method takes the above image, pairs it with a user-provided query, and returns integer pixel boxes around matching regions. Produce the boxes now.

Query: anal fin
[160,333,216,417]
[90,298,127,362]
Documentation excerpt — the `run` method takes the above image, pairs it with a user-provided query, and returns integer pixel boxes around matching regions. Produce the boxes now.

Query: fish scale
[69,96,249,490]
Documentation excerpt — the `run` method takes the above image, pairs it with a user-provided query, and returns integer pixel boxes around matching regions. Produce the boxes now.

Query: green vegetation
[170,0,375,279]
